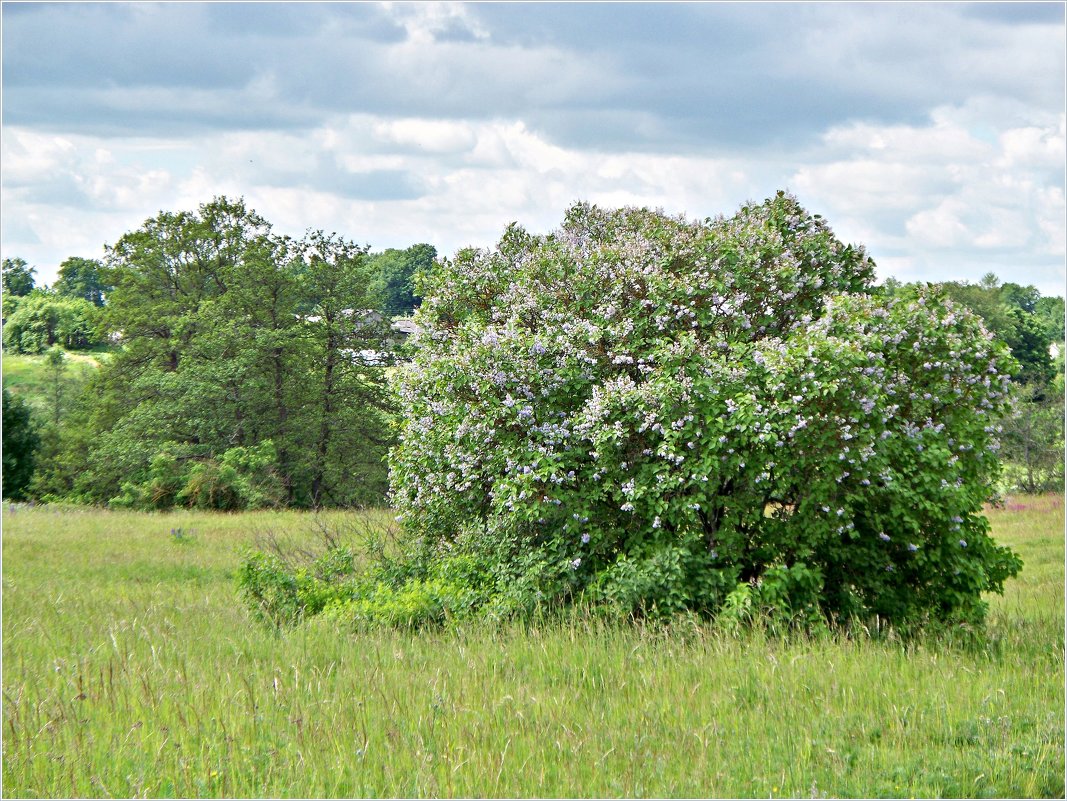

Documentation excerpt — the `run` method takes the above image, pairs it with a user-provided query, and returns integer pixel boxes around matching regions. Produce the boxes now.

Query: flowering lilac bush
[242,192,1022,629]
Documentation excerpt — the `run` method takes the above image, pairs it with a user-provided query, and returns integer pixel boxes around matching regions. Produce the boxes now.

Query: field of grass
[2,496,1063,798]
[1,349,108,418]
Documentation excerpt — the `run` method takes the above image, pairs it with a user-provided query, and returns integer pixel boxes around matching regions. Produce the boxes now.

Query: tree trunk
[271,345,294,503]
[310,321,337,508]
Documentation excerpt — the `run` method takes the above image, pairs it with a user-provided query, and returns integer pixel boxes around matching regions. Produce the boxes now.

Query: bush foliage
[110,441,285,512]
[245,193,1018,629]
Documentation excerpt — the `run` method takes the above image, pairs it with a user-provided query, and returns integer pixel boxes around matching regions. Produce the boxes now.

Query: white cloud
[996,115,1067,169]
[1,4,1063,297]
[3,101,1064,300]
[783,103,1065,294]
[380,1,489,44]
[905,199,979,249]
[373,119,477,154]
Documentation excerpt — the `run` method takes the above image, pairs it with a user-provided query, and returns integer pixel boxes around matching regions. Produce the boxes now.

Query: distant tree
[1035,295,1065,342]
[54,257,110,307]
[1000,282,1041,314]
[81,197,282,503]
[2,291,100,353]
[299,231,393,507]
[877,276,902,297]
[101,198,269,373]
[368,244,435,317]
[72,197,394,509]
[2,258,36,298]
[43,346,69,426]
[1001,307,1055,388]
[2,388,39,499]
[1000,384,1065,493]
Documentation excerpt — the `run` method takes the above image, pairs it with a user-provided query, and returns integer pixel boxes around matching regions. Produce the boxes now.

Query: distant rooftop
[391,318,420,336]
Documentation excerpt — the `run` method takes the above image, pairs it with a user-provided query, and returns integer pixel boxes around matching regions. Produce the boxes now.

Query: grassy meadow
[1,350,106,418]
[1,496,1064,798]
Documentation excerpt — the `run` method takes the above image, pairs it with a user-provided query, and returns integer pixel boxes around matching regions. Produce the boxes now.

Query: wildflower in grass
[879,532,891,542]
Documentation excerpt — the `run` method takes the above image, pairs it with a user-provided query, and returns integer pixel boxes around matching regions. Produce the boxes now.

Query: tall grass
[2,497,1063,797]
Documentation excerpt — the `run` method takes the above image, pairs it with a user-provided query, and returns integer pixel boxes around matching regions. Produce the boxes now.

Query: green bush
[241,192,1023,631]
[236,539,489,630]
[110,441,284,511]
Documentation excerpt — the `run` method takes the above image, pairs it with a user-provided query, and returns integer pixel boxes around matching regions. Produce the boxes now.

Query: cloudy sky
[2,2,1065,295]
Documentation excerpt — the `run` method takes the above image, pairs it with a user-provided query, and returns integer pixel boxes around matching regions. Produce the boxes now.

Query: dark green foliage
[589,530,740,619]
[2,388,39,499]
[54,257,111,307]
[999,281,1040,313]
[368,243,434,317]
[1001,307,1054,387]
[53,196,393,509]
[2,257,36,297]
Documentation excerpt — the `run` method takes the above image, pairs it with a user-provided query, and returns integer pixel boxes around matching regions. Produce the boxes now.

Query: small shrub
[169,527,197,545]
[110,441,283,511]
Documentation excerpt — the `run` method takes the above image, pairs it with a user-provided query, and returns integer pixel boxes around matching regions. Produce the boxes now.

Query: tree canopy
[2,257,36,298]
[367,243,435,317]
[54,257,111,307]
[56,197,394,509]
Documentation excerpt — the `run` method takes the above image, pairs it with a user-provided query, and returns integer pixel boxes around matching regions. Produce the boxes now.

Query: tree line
[2,197,434,508]
[2,196,1064,508]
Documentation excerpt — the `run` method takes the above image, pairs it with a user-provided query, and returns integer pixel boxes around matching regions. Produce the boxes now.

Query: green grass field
[2,496,1063,798]
[1,350,107,418]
